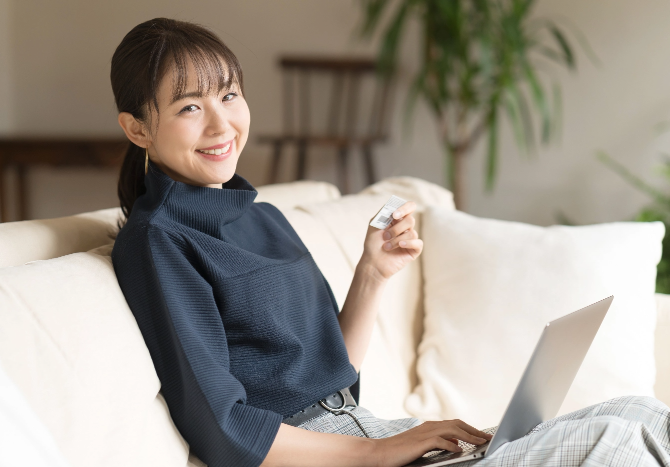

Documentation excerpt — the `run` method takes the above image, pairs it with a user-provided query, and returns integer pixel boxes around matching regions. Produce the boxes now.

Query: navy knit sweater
[111,159,358,467]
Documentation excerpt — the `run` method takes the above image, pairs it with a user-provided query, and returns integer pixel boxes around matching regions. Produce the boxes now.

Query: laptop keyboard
[455,425,499,452]
[405,426,499,466]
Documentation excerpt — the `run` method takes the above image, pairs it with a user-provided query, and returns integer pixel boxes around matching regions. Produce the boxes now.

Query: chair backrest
[279,56,394,141]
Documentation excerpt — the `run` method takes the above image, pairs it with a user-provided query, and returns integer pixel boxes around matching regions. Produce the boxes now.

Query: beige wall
[0,0,13,133]
[1,0,670,226]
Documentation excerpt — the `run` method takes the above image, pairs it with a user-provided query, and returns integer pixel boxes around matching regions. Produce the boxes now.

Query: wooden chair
[257,56,394,194]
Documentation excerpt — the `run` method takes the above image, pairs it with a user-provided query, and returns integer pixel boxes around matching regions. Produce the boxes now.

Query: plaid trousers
[297,395,670,466]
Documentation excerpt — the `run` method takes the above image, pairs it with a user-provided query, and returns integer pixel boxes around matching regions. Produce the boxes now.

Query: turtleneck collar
[139,158,258,238]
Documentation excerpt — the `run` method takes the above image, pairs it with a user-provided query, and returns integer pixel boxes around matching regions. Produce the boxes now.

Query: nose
[206,103,230,136]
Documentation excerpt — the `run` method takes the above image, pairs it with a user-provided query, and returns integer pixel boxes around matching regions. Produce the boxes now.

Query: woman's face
[144,59,250,188]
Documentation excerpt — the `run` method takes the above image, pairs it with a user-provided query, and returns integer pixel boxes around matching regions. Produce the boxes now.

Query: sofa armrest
[655,293,670,406]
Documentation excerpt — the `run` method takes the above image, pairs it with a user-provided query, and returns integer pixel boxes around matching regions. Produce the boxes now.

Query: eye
[223,92,238,102]
[178,104,199,114]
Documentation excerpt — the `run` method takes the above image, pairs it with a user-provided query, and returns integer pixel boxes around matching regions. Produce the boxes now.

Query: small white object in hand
[369,195,407,229]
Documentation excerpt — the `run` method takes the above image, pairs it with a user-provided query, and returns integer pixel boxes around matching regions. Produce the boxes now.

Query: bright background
[1,0,669,226]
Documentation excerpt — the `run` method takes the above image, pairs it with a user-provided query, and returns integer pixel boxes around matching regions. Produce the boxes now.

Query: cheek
[232,104,251,137]
[159,119,201,148]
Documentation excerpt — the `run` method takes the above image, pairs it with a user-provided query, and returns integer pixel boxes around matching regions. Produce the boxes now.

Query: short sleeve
[112,224,282,467]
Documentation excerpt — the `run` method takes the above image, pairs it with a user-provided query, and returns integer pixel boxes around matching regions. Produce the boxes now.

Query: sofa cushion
[0,360,72,467]
[297,177,455,420]
[255,179,341,211]
[408,207,664,428]
[654,293,670,406]
[0,245,191,467]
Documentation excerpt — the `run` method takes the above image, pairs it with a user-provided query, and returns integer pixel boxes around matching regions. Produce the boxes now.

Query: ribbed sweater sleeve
[114,224,282,467]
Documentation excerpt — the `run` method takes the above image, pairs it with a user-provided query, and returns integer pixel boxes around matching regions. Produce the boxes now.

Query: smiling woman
[107,17,670,467]
[111,18,248,227]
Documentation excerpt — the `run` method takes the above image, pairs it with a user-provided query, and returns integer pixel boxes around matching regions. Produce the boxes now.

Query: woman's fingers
[382,216,416,241]
[391,201,417,220]
[453,419,494,440]
[384,214,415,240]
[419,420,490,445]
[383,231,422,252]
[450,427,488,446]
[421,436,462,453]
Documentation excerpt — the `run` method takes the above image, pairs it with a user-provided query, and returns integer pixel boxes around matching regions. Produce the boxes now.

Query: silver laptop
[404,295,614,466]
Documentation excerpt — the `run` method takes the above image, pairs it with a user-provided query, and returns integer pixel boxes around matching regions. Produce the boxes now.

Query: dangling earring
[145,146,149,175]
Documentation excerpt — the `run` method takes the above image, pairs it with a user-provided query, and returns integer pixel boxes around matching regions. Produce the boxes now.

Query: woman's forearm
[337,262,387,372]
[261,423,377,467]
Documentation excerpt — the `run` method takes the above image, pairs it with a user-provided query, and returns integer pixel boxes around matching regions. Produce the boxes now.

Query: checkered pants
[297,395,670,466]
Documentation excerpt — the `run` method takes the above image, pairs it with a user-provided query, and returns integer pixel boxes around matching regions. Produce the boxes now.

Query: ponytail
[115,142,146,232]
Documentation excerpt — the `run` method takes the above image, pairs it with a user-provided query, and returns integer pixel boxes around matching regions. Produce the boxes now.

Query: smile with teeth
[197,143,231,155]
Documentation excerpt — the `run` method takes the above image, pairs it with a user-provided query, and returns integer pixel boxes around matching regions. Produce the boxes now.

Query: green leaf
[557,16,601,67]
[597,150,670,207]
[537,46,570,67]
[377,1,411,75]
[358,0,390,40]
[513,0,537,19]
[548,23,575,69]
[401,74,426,141]
[485,105,499,192]
[503,88,527,155]
[509,81,536,155]
[522,62,551,144]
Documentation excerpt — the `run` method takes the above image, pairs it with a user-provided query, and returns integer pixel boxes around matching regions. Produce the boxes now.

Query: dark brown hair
[110,17,245,234]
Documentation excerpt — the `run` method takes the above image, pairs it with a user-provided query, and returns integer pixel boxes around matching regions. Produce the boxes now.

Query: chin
[210,165,237,185]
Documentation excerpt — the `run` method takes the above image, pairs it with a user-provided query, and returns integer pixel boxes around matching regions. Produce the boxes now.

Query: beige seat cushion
[409,207,663,428]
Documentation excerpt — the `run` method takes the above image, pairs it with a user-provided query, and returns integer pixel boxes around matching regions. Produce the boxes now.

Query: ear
[118,112,151,148]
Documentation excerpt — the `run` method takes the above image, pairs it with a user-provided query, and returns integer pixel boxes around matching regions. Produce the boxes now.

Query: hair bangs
[171,46,241,103]
[147,24,244,113]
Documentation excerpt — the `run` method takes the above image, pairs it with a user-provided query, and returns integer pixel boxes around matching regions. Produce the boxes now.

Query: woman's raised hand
[371,419,493,467]
[361,200,423,282]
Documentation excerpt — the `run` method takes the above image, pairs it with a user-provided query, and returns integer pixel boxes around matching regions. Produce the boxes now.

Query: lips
[196,139,233,156]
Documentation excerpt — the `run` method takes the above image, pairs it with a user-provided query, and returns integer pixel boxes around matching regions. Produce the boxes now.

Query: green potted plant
[358,0,590,209]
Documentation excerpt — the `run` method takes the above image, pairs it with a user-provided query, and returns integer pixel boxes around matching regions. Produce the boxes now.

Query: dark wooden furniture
[258,56,394,194]
[0,138,128,222]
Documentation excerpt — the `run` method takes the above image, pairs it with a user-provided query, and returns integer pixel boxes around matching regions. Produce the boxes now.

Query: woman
[110,18,670,467]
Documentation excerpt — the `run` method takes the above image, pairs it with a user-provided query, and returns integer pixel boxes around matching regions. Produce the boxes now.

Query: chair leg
[267,141,283,185]
[362,144,376,186]
[337,145,351,194]
[296,140,307,181]
[17,164,28,221]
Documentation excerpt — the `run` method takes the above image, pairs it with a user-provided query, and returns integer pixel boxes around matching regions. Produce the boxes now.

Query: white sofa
[0,176,668,467]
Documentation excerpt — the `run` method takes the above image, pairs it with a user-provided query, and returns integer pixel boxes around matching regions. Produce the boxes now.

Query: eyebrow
[170,91,203,106]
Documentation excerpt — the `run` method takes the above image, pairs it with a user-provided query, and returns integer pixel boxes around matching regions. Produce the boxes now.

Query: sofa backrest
[0,180,342,269]
[0,208,121,268]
